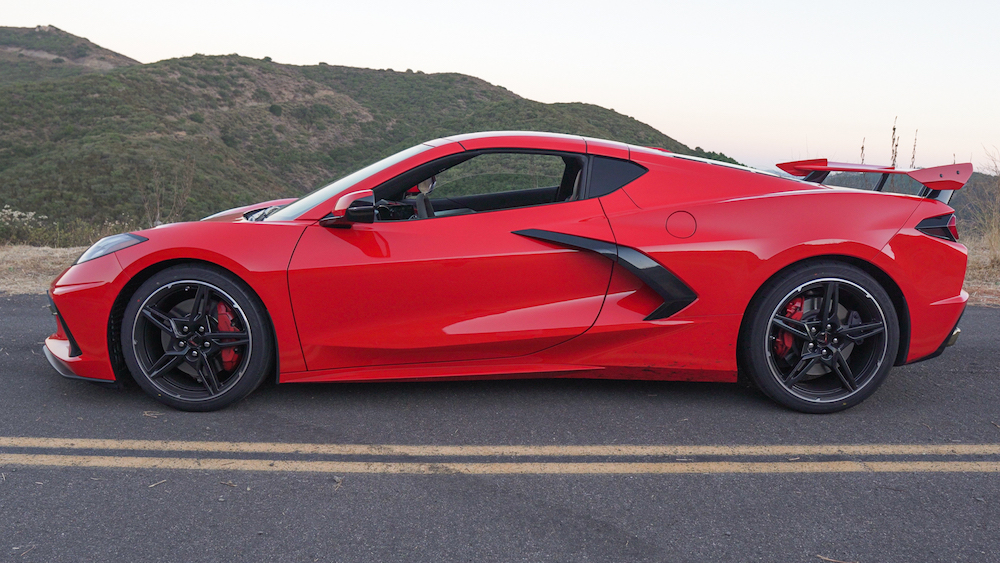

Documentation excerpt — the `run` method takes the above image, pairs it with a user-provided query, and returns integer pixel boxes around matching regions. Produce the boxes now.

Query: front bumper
[43,341,76,378]
[43,254,124,382]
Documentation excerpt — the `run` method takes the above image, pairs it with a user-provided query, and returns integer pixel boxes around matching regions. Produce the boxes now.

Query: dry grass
[0,245,85,295]
[3,237,999,307]
[964,235,1000,307]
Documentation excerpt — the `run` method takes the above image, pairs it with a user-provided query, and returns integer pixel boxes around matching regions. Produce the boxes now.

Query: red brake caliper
[773,297,804,358]
[216,302,240,371]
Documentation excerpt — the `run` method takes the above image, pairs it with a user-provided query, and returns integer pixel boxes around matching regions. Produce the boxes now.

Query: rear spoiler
[776,159,973,204]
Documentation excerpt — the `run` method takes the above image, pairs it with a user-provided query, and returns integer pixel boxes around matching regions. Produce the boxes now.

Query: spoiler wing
[777,159,973,202]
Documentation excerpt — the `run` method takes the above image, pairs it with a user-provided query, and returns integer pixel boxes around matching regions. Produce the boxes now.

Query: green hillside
[0,25,137,86]
[0,27,737,246]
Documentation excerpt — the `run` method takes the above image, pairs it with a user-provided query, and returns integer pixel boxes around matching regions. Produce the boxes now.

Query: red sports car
[44,132,971,412]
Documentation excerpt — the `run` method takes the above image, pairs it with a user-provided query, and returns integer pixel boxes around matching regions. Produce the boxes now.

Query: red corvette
[44,132,971,412]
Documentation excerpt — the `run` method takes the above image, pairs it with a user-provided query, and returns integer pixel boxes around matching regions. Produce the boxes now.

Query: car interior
[370,150,587,221]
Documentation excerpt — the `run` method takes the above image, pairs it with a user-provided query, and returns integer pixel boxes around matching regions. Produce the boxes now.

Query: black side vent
[513,229,697,321]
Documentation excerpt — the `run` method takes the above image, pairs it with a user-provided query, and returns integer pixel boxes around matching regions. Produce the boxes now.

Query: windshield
[265,143,433,221]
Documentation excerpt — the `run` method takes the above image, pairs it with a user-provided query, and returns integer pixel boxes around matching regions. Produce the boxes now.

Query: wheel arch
[107,258,280,385]
[736,254,911,377]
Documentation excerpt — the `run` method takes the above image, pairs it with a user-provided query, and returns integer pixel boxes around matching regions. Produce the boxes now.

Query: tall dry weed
[965,148,1000,267]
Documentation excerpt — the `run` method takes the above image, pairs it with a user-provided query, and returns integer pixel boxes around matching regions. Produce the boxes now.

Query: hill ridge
[0,28,737,246]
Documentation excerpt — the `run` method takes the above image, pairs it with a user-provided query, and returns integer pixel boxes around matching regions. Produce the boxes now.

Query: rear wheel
[121,265,272,411]
[742,261,899,413]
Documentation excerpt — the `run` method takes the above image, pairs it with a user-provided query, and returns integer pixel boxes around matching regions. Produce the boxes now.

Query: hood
[201,198,298,222]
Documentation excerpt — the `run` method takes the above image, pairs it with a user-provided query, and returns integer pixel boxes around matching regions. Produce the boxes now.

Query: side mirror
[319,189,375,228]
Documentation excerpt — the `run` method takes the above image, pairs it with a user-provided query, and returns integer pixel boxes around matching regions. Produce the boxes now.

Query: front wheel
[742,262,899,413]
[121,265,273,411]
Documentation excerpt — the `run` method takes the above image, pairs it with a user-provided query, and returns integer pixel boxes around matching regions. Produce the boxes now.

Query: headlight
[76,233,148,264]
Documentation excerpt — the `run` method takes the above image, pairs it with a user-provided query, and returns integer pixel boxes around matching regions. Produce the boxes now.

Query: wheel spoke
[147,351,185,380]
[189,284,213,321]
[784,353,820,386]
[772,316,811,341]
[198,358,221,395]
[205,332,249,349]
[141,306,176,337]
[821,281,839,324]
[839,321,885,342]
[832,349,857,391]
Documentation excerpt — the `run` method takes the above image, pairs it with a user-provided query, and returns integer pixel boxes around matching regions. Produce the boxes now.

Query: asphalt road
[1,292,999,562]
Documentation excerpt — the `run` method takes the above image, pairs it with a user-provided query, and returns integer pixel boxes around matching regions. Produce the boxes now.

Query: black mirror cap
[344,204,375,224]
[319,206,375,228]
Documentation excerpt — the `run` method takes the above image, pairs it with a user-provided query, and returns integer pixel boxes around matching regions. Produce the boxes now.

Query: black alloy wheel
[743,261,899,413]
[122,265,272,411]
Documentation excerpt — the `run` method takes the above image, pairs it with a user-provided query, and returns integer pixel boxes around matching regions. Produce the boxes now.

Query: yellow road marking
[2,437,1000,458]
[2,454,1000,474]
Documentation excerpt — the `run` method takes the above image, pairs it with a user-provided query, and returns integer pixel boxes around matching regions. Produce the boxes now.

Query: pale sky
[6,0,999,170]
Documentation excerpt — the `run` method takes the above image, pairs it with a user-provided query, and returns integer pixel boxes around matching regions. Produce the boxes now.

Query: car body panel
[201,197,298,222]
[46,254,123,381]
[286,198,615,374]
[610,157,924,318]
[52,221,313,379]
[43,131,970,401]
[871,198,968,361]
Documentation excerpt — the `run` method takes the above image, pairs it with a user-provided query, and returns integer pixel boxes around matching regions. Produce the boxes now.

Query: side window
[588,156,648,198]
[372,151,588,220]
[432,153,568,199]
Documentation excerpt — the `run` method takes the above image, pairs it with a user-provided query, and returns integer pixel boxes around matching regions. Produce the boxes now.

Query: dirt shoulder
[1,245,85,295]
[2,244,997,306]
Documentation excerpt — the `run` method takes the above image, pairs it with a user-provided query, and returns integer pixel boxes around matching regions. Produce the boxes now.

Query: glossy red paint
[48,220,312,381]
[46,254,123,381]
[871,198,968,361]
[286,198,614,373]
[44,131,970,406]
[777,159,896,175]
[201,198,297,222]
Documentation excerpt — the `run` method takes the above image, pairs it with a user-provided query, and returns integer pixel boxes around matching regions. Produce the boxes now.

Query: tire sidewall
[121,264,272,412]
[743,261,899,413]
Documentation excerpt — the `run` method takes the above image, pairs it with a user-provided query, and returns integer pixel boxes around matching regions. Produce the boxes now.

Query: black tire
[121,264,272,411]
[741,261,899,413]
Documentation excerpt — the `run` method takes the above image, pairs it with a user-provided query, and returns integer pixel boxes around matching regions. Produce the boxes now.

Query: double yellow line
[2,437,1000,475]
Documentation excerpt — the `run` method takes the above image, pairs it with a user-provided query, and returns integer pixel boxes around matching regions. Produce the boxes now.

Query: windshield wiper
[250,205,285,221]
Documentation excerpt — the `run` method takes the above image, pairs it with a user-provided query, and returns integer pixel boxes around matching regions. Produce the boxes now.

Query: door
[287,151,616,371]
